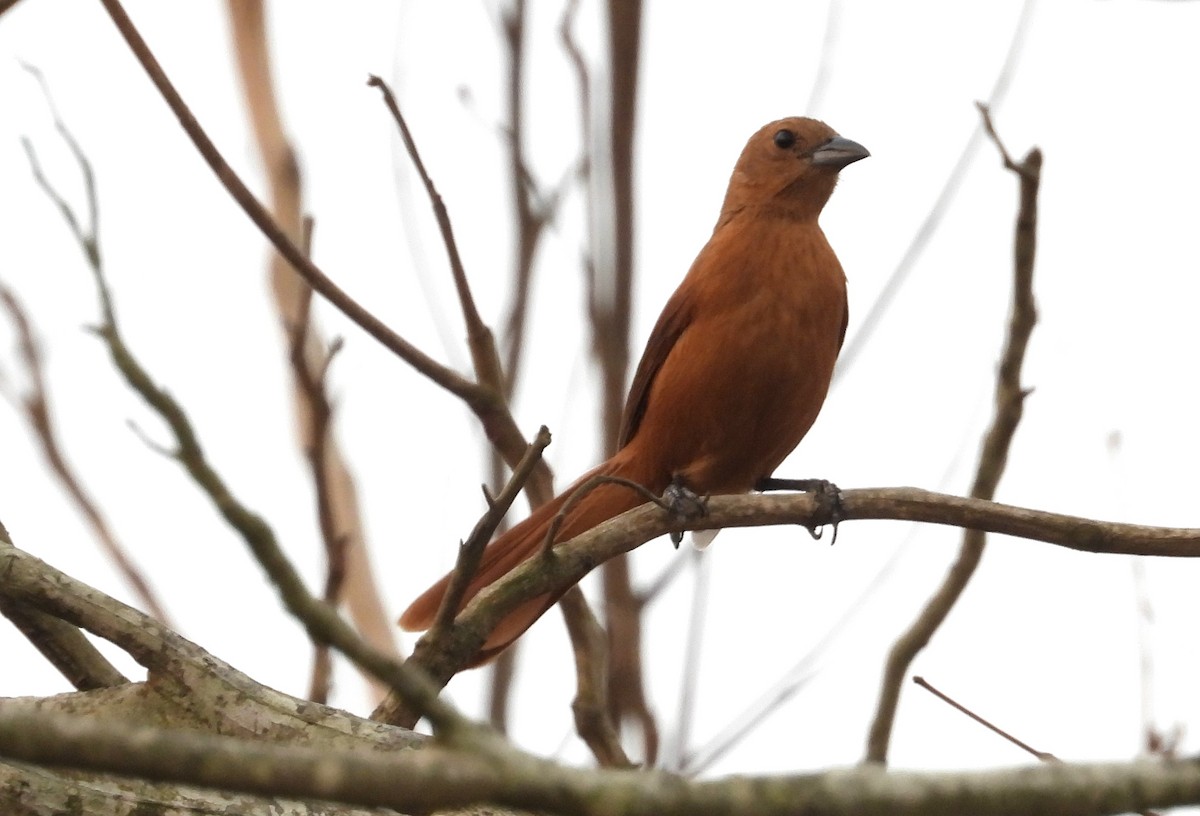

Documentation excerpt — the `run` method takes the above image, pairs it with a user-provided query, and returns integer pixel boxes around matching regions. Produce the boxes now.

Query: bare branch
[0,596,127,691]
[682,536,910,775]
[914,676,1056,762]
[371,427,552,730]
[559,586,633,768]
[94,0,543,490]
[433,427,554,635]
[3,705,1200,816]
[865,110,1042,764]
[33,157,467,735]
[593,0,655,764]
[914,677,1164,816]
[665,549,707,770]
[224,0,392,703]
[0,284,170,625]
[375,486,1200,706]
[0,534,425,752]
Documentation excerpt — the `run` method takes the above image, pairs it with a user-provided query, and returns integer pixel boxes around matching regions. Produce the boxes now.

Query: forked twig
[13,71,170,625]
[432,427,553,635]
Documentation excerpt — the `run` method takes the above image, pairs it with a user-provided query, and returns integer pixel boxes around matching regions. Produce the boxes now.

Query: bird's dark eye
[773,129,797,150]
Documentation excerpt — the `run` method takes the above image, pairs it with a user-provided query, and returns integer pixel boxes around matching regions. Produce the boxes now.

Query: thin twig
[913,677,1162,816]
[542,475,665,555]
[95,0,543,494]
[556,0,638,766]
[14,76,171,624]
[20,63,100,255]
[835,0,1038,381]
[864,106,1042,765]
[26,70,469,734]
[285,221,352,704]
[224,0,389,703]
[367,76,518,431]
[484,0,555,733]
[593,0,656,765]
[0,286,171,624]
[373,427,552,730]
[432,427,553,635]
[683,430,977,774]
[665,548,708,770]
[913,677,1055,761]
[91,297,468,733]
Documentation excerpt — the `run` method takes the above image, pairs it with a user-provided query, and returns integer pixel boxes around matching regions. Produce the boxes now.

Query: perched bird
[401,117,868,665]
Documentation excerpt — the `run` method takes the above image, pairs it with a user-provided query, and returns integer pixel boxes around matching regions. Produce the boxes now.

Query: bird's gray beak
[810,136,870,169]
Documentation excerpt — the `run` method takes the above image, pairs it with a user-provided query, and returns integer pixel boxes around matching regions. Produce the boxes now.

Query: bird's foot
[755,477,844,544]
[662,477,709,549]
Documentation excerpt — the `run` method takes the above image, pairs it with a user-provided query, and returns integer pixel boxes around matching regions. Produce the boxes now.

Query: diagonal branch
[0,283,170,625]
[224,0,397,705]
[24,111,467,735]
[432,427,553,636]
[0,596,127,691]
[864,105,1042,764]
[95,0,544,489]
[834,0,1037,380]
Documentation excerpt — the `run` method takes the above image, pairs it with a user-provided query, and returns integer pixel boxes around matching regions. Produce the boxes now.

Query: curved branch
[400,487,1200,686]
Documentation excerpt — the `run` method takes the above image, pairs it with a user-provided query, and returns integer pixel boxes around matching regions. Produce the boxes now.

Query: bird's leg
[662,475,708,549]
[755,477,844,544]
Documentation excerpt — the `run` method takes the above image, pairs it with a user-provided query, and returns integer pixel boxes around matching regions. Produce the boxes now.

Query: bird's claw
[756,476,844,544]
[804,480,844,544]
[662,479,708,548]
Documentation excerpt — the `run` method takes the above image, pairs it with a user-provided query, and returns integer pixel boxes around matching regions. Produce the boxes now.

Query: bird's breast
[629,220,847,494]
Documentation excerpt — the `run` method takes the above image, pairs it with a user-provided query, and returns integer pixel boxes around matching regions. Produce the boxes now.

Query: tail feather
[399,456,651,663]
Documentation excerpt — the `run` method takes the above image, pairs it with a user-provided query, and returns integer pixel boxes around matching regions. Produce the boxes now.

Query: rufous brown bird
[401,116,868,664]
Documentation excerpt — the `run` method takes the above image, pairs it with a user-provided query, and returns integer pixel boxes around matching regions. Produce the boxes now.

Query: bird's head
[720,117,869,223]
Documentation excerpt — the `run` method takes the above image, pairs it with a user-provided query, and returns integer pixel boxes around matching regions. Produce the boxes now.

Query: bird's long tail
[398,453,650,665]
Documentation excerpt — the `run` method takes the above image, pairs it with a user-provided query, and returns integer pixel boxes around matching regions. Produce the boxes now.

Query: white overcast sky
[1,0,1199,783]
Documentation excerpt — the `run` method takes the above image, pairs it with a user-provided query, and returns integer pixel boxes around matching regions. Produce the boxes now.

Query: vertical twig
[864,104,1042,765]
[560,586,633,767]
[664,549,708,769]
[225,0,397,704]
[592,0,658,765]
[487,0,535,733]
